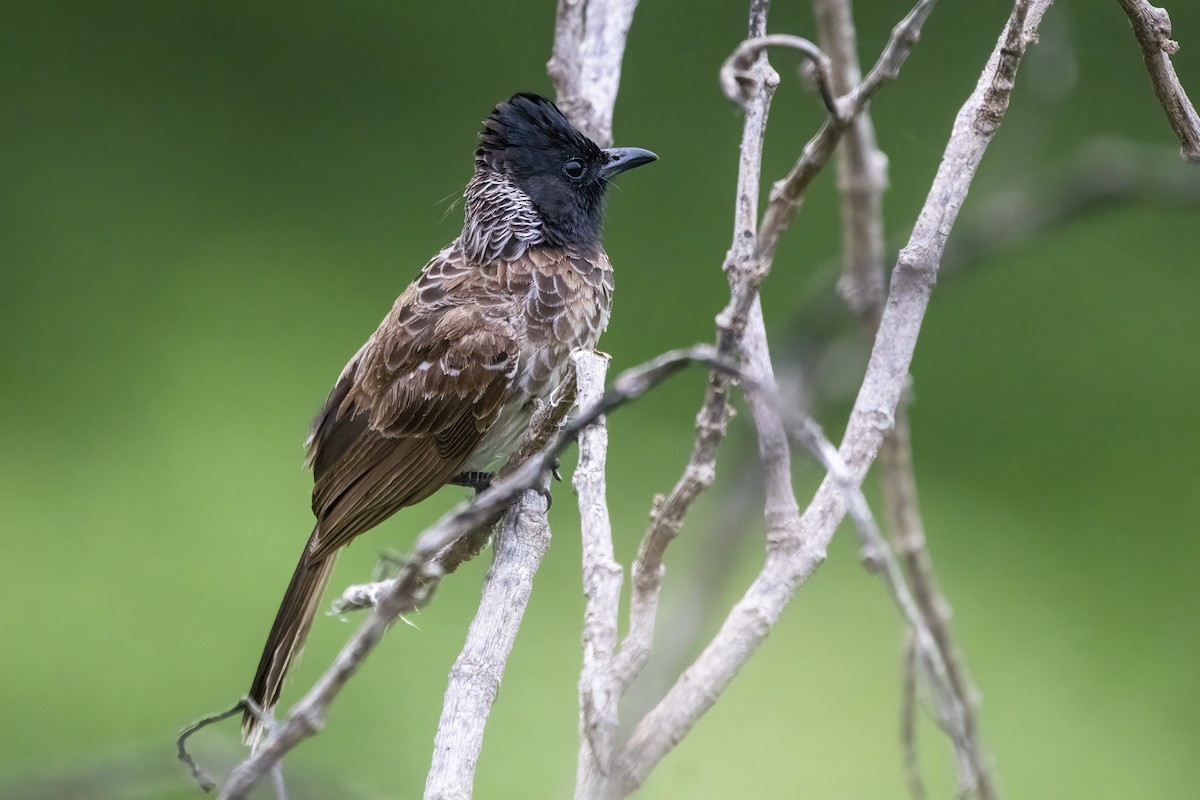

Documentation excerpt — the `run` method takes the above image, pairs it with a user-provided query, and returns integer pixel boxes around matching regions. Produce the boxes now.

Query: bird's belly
[462,393,538,472]
[461,348,575,473]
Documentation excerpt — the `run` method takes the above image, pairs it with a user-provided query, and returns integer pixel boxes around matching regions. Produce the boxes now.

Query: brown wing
[302,265,519,563]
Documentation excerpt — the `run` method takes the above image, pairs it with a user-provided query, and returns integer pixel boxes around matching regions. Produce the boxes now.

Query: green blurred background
[2,0,1197,797]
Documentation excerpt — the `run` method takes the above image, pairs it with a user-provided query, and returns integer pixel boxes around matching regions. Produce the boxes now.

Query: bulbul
[242,93,656,745]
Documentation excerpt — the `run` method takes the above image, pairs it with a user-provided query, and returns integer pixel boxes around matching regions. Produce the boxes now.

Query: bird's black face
[476,93,657,247]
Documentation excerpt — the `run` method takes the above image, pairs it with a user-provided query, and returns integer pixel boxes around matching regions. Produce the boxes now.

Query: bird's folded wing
[303,301,518,561]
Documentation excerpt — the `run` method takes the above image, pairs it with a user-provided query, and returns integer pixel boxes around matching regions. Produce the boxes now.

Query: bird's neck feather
[461,172,545,263]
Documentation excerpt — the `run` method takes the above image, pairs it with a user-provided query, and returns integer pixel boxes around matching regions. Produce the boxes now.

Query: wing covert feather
[301,250,520,560]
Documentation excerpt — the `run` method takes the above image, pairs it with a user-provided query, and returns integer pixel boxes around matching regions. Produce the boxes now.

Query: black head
[476,93,656,247]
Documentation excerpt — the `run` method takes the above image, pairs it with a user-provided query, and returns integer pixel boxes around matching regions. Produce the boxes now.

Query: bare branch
[424,484,553,800]
[613,1,1054,792]
[573,351,623,795]
[881,406,995,798]
[548,0,642,147]
[739,300,804,579]
[422,388,576,799]
[333,526,494,615]
[812,0,888,321]
[1116,0,1200,162]
[814,0,994,796]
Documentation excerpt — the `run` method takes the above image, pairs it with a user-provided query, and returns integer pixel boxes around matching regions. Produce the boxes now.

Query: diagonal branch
[421,373,578,800]
[813,0,995,796]
[1116,0,1200,162]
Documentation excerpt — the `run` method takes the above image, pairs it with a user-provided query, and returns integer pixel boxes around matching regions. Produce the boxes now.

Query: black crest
[476,93,608,247]
[476,93,602,175]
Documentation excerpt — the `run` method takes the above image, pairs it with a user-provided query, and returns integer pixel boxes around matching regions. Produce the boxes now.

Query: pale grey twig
[720,34,839,117]
[812,0,888,322]
[269,764,287,800]
[784,413,977,793]
[177,700,258,794]
[1116,0,1200,162]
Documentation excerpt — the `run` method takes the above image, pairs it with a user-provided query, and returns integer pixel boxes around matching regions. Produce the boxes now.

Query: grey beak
[600,147,658,178]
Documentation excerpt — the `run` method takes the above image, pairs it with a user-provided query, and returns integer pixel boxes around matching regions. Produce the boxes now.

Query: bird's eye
[563,159,586,180]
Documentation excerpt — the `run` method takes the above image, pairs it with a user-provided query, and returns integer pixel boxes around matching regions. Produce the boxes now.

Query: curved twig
[721,35,841,118]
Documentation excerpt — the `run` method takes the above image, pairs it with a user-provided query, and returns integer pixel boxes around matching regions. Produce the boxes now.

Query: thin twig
[720,35,839,117]
[1116,0,1200,162]
[269,763,287,800]
[881,404,993,797]
[812,0,888,322]
[178,700,254,794]
[612,1,1054,793]
[901,632,926,800]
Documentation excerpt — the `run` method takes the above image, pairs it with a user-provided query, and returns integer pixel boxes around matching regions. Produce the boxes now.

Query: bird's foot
[451,471,494,495]
[372,549,407,581]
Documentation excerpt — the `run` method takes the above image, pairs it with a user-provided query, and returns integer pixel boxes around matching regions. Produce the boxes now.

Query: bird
[242,92,656,746]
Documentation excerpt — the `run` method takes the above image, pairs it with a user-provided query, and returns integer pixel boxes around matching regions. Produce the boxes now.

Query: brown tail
[242,528,338,747]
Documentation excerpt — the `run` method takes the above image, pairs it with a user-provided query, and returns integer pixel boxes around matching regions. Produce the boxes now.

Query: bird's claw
[451,471,494,496]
